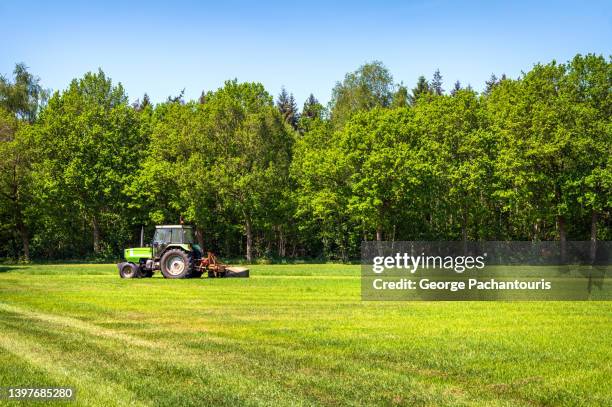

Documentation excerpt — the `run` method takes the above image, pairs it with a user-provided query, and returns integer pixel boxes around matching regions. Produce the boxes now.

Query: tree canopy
[0,54,610,261]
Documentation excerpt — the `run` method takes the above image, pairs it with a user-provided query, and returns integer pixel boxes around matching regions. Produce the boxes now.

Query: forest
[0,53,610,261]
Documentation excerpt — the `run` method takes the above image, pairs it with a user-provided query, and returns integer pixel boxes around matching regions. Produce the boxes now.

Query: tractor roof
[155,225,192,229]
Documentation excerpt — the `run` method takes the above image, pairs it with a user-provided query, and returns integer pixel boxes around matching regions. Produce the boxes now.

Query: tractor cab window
[183,228,195,244]
[153,229,171,244]
[171,228,182,243]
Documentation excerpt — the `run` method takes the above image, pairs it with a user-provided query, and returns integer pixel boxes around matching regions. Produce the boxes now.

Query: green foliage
[291,118,355,259]
[391,84,409,108]
[0,63,49,260]
[198,81,293,261]
[330,61,394,129]
[485,56,611,241]
[412,89,495,240]
[340,108,425,240]
[131,80,294,261]
[276,87,299,129]
[409,75,432,105]
[451,80,462,96]
[431,69,444,95]
[0,63,48,123]
[298,93,325,133]
[0,112,35,260]
[34,69,144,257]
[563,54,611,227]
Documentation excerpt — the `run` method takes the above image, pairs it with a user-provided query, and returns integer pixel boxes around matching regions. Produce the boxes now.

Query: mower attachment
[199,252,250,278]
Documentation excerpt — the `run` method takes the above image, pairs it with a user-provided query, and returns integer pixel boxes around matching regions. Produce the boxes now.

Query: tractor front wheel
[160,249,192,279]
[120,263,138,279]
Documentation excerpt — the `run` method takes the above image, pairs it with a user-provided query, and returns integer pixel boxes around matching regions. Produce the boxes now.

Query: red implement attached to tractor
[199,252,250,278]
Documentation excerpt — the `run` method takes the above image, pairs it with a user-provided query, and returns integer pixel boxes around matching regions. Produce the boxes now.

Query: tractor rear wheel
[160,249,192,279]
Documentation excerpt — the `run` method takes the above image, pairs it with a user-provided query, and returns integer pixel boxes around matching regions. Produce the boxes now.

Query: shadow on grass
[0,265,26,273]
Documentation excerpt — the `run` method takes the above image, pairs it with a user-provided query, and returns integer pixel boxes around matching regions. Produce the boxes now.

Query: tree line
[0,54,610,262]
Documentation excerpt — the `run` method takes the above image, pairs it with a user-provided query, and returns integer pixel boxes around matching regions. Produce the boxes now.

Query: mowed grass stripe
[0,304,328,406]
[0,327,148,406]
[0,303,158,349]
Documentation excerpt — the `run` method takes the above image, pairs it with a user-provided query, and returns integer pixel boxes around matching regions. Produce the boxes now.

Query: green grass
[0,264,610,406]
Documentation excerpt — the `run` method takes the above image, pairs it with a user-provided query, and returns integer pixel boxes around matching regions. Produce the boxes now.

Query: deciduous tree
[330,61,394,129]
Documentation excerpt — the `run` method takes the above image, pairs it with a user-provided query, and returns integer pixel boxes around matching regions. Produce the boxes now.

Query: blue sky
[1,1,610,107]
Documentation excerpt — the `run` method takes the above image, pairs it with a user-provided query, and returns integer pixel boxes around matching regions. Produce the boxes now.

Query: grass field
[0,264,610,406]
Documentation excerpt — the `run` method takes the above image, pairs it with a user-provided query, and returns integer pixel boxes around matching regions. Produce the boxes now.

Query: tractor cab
[152,225,198,259]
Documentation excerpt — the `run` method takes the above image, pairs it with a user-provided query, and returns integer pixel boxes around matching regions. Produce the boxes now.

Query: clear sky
[1,0,610,107]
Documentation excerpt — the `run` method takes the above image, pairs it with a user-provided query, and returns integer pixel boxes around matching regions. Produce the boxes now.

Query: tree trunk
[376,225,383,241]
[278,226,286,258]
[245,216,253,262]
[590,210,598,264]
[557,215,566,262]
[534,220,542,241]
[587,210,597,297]
[17,221,29,261]
[291,243,297,258]
[462,206,468,254]
[92,216,101,254]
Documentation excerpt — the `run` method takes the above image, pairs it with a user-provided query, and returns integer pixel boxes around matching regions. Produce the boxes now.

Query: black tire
[119,263,138,279]
[160,249,192,279]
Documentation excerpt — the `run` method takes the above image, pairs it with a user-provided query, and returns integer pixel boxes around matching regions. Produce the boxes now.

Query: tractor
[117,225,249,279]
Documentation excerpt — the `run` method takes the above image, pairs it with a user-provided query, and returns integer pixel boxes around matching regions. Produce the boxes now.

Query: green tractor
[118,225,201,279]
[118,224,248,279]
